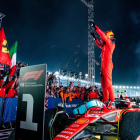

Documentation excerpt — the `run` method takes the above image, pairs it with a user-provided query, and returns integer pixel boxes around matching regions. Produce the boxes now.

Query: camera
[21,62,29,67]
[16,61,21,67]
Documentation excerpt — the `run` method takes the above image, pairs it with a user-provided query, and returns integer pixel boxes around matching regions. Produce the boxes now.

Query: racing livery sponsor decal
[90,111,104,114]
[88,114,99,117]
[56,134,69,139]
[71,124,79,127]
[61,131,73,134]
[65,128,77,131]
[58,103,78,108]
[76,118,89,124]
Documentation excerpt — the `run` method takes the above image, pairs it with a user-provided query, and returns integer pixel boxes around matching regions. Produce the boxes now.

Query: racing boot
[104,102,109,107]
[107,102,116,109]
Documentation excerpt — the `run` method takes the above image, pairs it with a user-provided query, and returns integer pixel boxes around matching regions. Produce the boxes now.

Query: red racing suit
[95,26,115,102]
[89,91,98,100]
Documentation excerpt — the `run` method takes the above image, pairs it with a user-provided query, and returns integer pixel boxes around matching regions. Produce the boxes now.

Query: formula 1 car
[44,99,140,140]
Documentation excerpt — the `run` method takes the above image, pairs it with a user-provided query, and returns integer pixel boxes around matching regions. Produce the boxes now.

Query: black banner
[15,64,46,140]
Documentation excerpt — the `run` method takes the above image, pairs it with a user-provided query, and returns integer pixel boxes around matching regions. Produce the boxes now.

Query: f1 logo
[21,70,44,81]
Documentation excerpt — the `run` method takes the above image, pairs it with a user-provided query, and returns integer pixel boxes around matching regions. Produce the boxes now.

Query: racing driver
[89,21,115,108]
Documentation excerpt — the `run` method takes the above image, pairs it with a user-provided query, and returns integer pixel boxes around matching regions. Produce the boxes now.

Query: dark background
[0,0,140,86]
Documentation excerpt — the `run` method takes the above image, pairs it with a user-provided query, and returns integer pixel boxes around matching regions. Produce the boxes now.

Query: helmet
[105,30,114,39]
[117,94,120,98]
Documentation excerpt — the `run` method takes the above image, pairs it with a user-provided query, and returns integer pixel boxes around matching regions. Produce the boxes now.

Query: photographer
[14,61,21,77]
[48,72,55,86]
[50,90,56,98]
[59,82,63,87]
[21,62,28,67]
[46,72,49,86]
[69,81,74,88]
[54,87,60,98]
[53,76,57,86]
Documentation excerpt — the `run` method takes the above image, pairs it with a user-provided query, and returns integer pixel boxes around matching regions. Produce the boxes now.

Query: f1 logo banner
[21,70,44,81]
[15,64,46,140]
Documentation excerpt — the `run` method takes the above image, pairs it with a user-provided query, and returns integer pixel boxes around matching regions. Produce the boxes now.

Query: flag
[9,41,18,77]
[0,28,12,66]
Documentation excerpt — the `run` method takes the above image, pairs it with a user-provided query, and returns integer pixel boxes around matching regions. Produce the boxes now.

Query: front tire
[120,111,140,140]
[44,107,68,140]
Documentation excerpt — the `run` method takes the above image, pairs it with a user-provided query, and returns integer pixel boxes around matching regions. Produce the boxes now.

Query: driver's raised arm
[95,26,113,47]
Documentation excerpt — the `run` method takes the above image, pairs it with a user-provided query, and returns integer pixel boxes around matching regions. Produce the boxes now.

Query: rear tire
[120,111,140,140]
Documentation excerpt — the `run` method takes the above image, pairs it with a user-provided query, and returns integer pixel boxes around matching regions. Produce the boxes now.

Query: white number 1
[20,94,38,131]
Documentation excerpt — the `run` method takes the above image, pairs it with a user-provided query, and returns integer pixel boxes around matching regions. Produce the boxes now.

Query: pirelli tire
[44,107,68,140]
[120,111,140,140]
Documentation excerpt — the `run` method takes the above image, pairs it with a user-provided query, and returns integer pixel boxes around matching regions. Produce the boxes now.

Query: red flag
[0,28,11,66]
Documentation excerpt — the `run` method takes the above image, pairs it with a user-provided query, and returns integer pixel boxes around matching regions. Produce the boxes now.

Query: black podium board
[15,64,46,140]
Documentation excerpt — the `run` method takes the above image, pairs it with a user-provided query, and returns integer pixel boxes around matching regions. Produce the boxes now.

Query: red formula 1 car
[44,99,140,140]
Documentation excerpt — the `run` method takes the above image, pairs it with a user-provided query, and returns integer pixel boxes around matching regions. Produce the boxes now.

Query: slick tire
[44,108,56,140]
[120,111,140,140]
[44,106,68,140]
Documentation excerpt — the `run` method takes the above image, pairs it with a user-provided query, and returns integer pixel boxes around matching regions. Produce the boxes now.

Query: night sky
[0,0,140,86]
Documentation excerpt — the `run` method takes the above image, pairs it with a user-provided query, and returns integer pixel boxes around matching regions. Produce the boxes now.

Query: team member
[0,81,6,98]
[80,86,86,100]
[75,87,80,98]
[89,21,115,108]
[69,87,75,100]
[88,86,98,101]
[59,86,64,106]
[64,88,71,106]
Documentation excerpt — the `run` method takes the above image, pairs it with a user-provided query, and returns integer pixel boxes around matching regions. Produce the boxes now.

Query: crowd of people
[45,80,104,107]
[0,61,105,109]
[0,61,28,99]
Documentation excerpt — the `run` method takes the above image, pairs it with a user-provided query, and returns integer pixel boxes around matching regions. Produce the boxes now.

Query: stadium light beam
[55,71,59,75]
